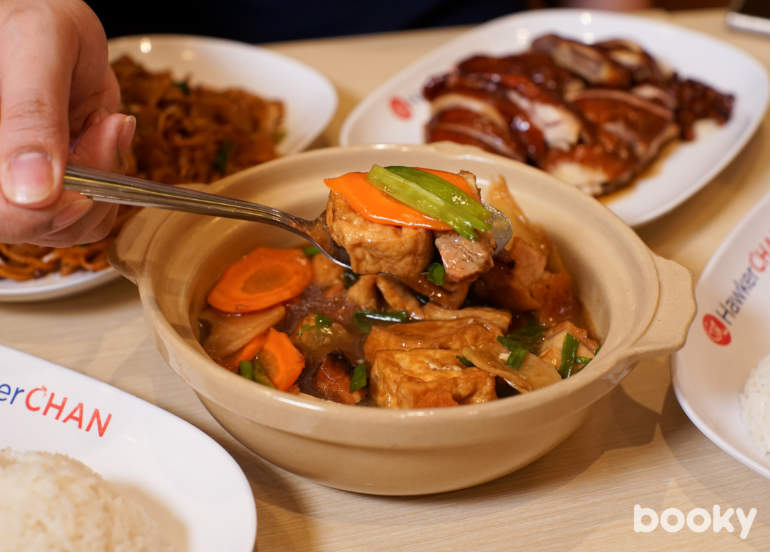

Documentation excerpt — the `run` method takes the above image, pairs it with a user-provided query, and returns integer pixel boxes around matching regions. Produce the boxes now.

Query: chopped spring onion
[576,356,593,365]
[298,313,332,335]
[253,359,275,388]
[505,346,528,370]
[302,245,320,257]
[239,359,275,388]
[353,310,409,333]
[558,333,580,379]
[456,355,474,367]
[366,165,488,240]
[499,317,545,353]
[350,362,368,392]
[239,360,254,380]
[426,262,446,286]
[386,166,491,223]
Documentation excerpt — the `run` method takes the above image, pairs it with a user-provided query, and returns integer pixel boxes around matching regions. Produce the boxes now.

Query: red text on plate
[390,96,412,119]
[702,314,731,346]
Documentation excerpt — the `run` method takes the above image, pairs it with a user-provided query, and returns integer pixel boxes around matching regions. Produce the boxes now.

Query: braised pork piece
[424,33,734,196]
[199,167,599,409]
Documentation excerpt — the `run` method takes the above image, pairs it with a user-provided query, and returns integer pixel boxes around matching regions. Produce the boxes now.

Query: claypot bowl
[111,143,694,495]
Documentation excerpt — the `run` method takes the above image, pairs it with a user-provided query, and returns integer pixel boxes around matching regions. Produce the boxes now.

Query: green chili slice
[366,165,485,240]
[426,262,446,286]
[386,166,491,222]
[558,333,580,379]
[350,362,368,393]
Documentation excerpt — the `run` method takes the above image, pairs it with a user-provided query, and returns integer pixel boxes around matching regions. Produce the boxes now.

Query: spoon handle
[63,164,306,231]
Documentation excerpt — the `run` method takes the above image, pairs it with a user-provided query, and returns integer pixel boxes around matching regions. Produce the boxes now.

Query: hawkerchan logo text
[634,504,757,539]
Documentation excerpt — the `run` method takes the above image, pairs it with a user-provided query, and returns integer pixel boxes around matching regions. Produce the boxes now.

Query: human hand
[0,0,134,247]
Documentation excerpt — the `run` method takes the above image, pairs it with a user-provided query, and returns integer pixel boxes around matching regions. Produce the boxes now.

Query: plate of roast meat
[340,9,768,226]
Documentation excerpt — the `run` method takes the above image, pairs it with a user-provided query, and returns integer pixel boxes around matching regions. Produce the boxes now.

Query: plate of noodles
[672,189,770,479]
[0,34,337,301]
[0,343,257,550]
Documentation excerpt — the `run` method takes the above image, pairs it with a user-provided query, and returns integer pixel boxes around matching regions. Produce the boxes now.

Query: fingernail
[2,151,54,204]
[118,115,136,155]
[52,198,92,231]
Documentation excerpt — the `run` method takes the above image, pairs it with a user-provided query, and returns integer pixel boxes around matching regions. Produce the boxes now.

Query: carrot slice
[324,168,476,229]
[208,247,312,313]
[223,331,268,371]
[259,328,305,391]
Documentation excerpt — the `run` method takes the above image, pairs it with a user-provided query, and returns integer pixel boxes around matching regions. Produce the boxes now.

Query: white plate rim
[0,344,258,549]
[339,8,769,227]
[671,189,770,480]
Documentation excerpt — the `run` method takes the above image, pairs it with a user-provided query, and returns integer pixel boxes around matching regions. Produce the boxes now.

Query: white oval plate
[0,34,337,302]
[340,9,768,227]
[0,345,257,550]
[672,190,770,479]
[108,34,337,156]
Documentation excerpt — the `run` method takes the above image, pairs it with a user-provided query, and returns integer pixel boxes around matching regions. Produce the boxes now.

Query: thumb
[0,13,73,209]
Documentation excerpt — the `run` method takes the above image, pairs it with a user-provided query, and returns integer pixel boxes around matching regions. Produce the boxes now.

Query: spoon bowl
[63,164,512,272]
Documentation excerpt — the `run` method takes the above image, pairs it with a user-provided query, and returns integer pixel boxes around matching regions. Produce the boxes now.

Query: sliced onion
[200,305,285,359]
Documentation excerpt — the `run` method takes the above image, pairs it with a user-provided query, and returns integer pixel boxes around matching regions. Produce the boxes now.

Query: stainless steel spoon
[63,164,513,271]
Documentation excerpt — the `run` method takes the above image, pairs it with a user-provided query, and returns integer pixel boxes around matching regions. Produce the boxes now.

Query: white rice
[740,354,770,455]
[0,449,173,552]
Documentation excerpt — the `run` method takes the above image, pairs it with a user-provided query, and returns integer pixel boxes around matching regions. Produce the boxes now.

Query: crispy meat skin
[369,349,496,408]
[326,191,433,278]
[423,33,733,197]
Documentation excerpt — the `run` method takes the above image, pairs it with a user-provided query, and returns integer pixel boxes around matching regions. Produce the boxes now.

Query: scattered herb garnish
[271,129,286,144]
[353,310,409,333]
[576,356,593,365]
[239,360,255,381]
[456,355,474,367]
[342,269,359,289]
[498,318,545,353]
[558,333,580,379]
[239,359,275,388]
[350,362,368,392]
[365,165,489,241]
[252,359,275,388]
[298,313,333,336]
[426,262,446,286]
[302,245,320,257]
[213,140,234,173]
[172,80,190,95]
[505,346,528,370]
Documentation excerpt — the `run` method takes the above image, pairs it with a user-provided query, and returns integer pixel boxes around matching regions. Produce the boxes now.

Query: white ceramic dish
[0,344,257,550]
[0,34,337,303]
[0,267,122,303]
[108,34,337,155]
[672,190,770,479]
[340,9,768,227]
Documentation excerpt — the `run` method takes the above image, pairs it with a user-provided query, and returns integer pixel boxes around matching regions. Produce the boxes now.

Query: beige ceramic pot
[111,143,695,495]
